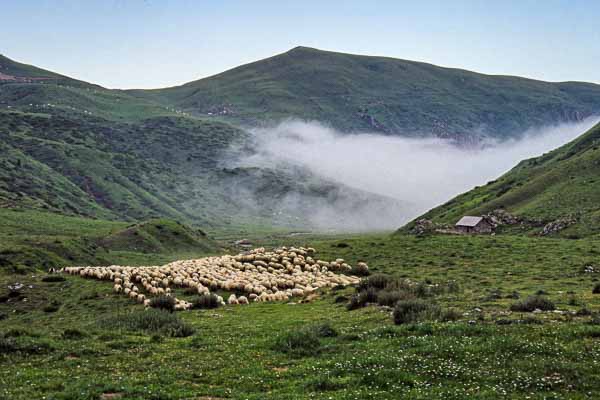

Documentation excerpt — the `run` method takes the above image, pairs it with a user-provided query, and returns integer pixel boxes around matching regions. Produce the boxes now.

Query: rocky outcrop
[540,216,577,236]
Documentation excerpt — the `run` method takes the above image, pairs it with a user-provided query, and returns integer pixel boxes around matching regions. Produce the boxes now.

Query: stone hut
[455,216,493,234]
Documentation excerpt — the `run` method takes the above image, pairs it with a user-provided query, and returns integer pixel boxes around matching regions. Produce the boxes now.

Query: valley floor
[2,233,600,399]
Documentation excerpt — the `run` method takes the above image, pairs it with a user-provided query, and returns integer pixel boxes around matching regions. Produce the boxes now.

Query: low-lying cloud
[232,117,600,231]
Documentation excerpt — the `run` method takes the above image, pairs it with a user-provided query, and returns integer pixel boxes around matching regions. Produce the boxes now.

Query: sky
[2,0,600,89]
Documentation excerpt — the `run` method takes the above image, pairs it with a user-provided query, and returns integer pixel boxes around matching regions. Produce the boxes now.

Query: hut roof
[455,216,484,227]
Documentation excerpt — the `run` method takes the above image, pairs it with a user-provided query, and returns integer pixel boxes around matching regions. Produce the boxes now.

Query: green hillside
[131,46,600,141]
[0,55,401,233]
[406,122,600,237]
[0,208,221,272]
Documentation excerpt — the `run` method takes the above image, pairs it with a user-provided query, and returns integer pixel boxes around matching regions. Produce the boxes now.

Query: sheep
[63,246,364,309]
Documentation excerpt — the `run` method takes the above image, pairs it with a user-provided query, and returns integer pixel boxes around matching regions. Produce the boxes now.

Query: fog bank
[233,117,599,230]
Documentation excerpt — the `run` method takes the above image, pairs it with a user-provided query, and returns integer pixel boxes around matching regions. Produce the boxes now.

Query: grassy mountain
[407,122,600,237]
[131,46,600,141]
[0,55,401,233]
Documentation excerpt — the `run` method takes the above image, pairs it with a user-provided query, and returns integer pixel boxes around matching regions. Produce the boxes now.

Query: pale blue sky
[2,0,599,88]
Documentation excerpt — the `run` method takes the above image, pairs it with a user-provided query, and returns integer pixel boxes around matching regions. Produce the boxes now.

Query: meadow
[2,231,600,399]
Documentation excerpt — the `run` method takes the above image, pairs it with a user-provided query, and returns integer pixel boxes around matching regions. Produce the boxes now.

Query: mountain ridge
[128,46,600,141]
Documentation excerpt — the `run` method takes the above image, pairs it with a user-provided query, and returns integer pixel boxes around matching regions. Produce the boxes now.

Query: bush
[43,301,61,313]
[376,289,413,307]
[441,308,462,322]
[346,288,378,310]
[191,294,221,309]
[334,295,348,304]
[510,295,555,312]
[100,309,195,337]
[61,329,86,340]
[41,275,66,283]
[359,274,393,291]
[150,295,176,312]
[273,327,322,357]
[393,299,441,325]
[312,323,338,338]
[593,283,600,294]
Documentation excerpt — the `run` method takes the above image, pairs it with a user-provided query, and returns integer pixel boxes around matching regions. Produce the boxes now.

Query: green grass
[0,208,222,272]
[2,232,600,399]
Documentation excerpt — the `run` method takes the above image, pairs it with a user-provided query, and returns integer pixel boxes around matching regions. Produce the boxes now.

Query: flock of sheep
[62,246,367,310]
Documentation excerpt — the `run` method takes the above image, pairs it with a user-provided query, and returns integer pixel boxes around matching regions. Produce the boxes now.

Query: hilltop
[131,46,600,141]
[405,122,600,237]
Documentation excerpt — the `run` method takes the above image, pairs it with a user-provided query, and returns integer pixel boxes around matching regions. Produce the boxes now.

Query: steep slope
[131,47,600,141]
[406,122,600,237]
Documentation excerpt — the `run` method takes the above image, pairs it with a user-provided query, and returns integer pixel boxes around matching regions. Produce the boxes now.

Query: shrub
[61,329,86,340]
[376,289,413,307]
[346,288,378,310]
[273,327,322,356]
[393,299,441,325]
[150,295,176,312]
[593,283,600,294]
[312,323,338,338]
[359,274,393,291]
[334,295,348,304]
[510,295,555,312]
[43,301,61,313]
[441,308,462,322]
[41,275,66,283]
[522,316,543,325]
[191,294,220,309]
[100,309,195,337]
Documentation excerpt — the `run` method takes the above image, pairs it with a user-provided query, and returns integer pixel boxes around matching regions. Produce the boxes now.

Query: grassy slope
[2,233,600,399]
[0,109,250,226]
[407,122,600,237]
[0,55,401,234]
[132,46,600,140]
[0,208,222,271]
